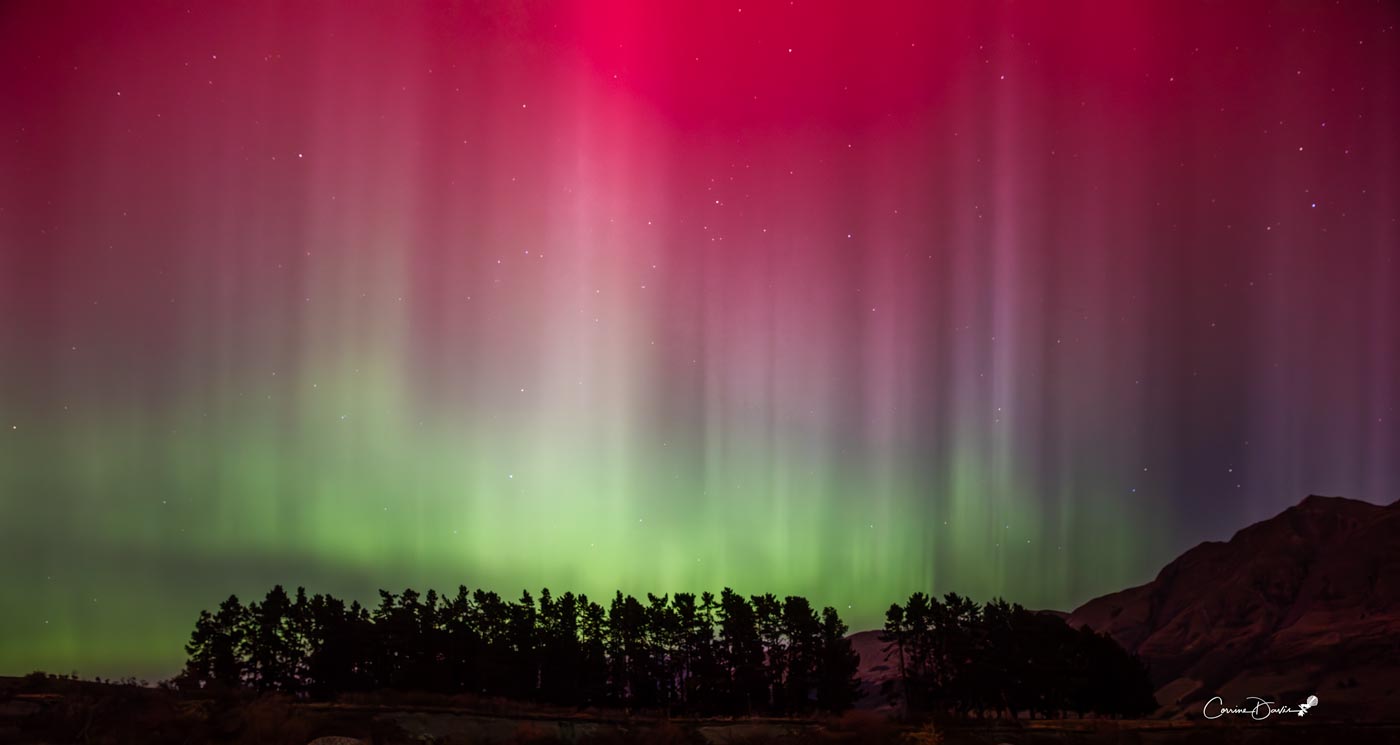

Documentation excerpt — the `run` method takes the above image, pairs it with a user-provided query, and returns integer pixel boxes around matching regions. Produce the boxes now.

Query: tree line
[882,593,1157,719]
[179,585,861,715]
[180,585,1157,719]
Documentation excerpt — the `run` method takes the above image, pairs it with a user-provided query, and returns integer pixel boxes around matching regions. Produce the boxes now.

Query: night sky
[1,1,1397,680]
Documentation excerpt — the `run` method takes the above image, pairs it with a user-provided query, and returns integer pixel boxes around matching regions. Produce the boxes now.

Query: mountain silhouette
[844,496,1399,719]
[1068,494,1400,719]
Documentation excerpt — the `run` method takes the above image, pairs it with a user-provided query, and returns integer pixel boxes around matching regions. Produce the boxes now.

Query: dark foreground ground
[3,677,1397,745]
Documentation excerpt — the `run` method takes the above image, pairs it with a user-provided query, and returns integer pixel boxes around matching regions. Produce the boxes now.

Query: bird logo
[1298,695,1319,716]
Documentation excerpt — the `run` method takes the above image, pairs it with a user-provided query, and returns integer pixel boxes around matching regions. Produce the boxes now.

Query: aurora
[1,0,1397,682]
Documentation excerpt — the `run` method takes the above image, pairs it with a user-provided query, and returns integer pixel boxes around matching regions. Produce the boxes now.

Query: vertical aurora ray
[1,1,1397,679]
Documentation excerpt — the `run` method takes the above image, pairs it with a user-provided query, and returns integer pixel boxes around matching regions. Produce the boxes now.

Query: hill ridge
[1067,494,1400,718]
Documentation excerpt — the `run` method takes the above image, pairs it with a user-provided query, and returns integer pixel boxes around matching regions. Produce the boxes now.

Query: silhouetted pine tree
[880,602,909,712]
[716,588,767,714]
[471,589,510,696]
[816,606,860,712]
[540,589,587,704]
[640,594,669,709]
[577,595,611,705]
[777,596,820,712]
[506,590,539,699]
[182,594,247,690]
[244,585,301,692]
[690,592,725,711]
[441,586,482,693]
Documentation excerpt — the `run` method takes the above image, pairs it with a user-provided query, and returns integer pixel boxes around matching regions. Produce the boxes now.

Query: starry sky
[1,1,1397,680]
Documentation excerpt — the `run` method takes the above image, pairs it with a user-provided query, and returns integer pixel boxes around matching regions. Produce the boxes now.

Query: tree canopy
[180,584,860,716]
[881,593,1157,719]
